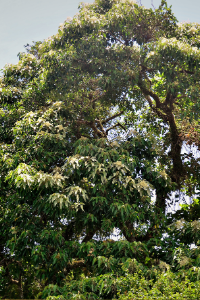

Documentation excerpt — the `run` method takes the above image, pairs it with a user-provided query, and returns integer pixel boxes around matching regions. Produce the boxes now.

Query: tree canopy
[0,0,200,299]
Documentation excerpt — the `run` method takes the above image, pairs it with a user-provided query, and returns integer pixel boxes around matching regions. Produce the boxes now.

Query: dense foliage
[0,0,200,298]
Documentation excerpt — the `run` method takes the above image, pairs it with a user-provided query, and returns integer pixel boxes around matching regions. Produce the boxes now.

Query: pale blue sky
[0,0,199,70]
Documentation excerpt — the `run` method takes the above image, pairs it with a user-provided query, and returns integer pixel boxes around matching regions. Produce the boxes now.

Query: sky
[0,0,199,70]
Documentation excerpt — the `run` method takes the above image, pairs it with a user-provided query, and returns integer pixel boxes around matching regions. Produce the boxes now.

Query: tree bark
[120,221,136,242]
[82,228,97,243]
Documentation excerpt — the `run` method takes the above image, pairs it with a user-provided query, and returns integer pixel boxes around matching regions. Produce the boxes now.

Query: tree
[0,0,200,298]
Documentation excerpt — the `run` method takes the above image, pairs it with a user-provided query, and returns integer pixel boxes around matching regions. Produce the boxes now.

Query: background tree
[0,0,200,299]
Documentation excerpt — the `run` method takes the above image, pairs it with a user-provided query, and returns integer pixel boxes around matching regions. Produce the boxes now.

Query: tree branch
[138,75,162,109]
[106,122,126,134]
[82,228,98,243]
[100,111,124,125]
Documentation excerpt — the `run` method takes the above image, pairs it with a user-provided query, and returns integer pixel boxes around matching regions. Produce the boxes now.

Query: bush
[39,260,200,299]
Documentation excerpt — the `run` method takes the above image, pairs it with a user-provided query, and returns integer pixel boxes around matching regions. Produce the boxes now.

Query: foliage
[42,264,200,300]
[0,0,200,298]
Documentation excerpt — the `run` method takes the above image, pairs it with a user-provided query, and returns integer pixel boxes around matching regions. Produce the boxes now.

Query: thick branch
[142,93,169,122]
[95,118,106,135]
[119,221,136,242]
[138,77,185,184]
[90,122,106,137]
[138,77,162,109]
[82,228,98,243]
[63,220,76,241]
[167,112,184,184]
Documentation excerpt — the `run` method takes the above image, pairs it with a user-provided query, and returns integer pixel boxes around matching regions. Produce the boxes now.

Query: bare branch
[180,69,195,75]
[10,278,20,285]
[110,31,124,44]
[100,111,123,125]
[96,118,105,133]
[90,122,106,137]
[106,122,126,134]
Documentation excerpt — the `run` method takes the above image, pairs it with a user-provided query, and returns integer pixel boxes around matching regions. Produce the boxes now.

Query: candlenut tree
[0,0,200,298]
